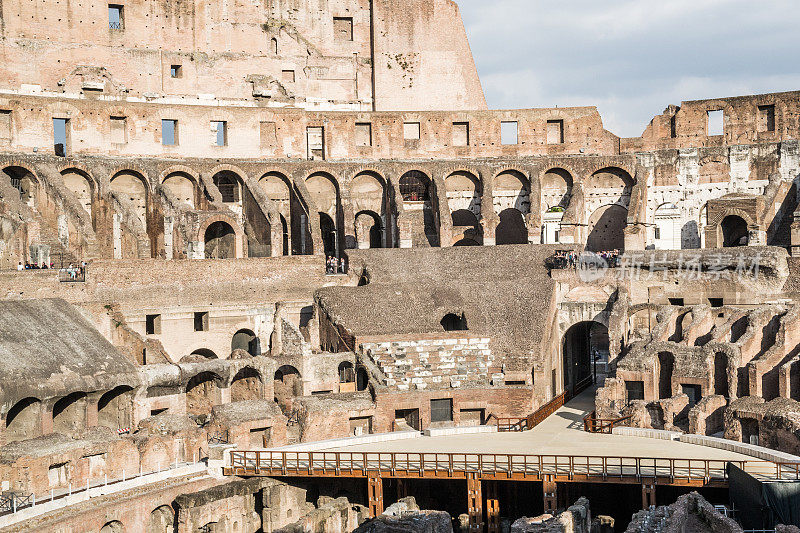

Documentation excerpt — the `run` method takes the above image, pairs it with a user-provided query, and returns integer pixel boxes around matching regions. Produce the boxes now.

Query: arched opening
[188,348,218,360]
[540,168,573,211]
[714,353,729,397]
[356,366,369,391]
[399,171,430,202]
[338,361,355,383]
[586,204,628,252]
[319,212,336,257]
[100,521,125,533]
[231,329,259,356]
[212,171,241,204]
[110,171,148,228]
[274,365,302,400]
[495,208,527,245]
[270,37,278,55]
[562,322,609,397]
[62,169,94,216]
[185,372,221,415]
[445,171,481,227]
[148,505,175,533]
[204,221,236,259]
[52,391,88,434]
[453,238,480,246]
[441,313,468,331]
[4,397,42,441]
[493,170,530,216]
[657,352,675,399]
[3,166,38,207]
[721,215,749,247]
[355,211,383,249]
[230,367,263,402]
[162,172,196,209]
[97,386,133,430]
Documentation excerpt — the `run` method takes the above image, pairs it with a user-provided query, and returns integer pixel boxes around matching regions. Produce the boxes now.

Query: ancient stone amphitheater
[1,1,800,532]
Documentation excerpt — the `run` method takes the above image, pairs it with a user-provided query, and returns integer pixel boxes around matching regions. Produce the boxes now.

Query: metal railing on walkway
[583,411,633,433]
[489,392,567,432]
[225,450,797,486]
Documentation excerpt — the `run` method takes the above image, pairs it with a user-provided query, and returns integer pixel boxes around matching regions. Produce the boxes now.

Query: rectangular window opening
[681,384,702,407]
[668,298,684,306]
[654,227,661,240]
[452,122,469,147]
[162,119,178,146]
[145,314,161,335]
[0,110,11,142]
[759,104,776,133]
[53,118,70,156]
[333,17,354,41]
[708,298,724,308]
[306,126,324,160]
[355,122,372,147]
[150,408,168,417]
[670,115,677,138]
[403,122,420,141]
[108,4,123,30]
[430,398,453,423]
[281,70,295,83]
[547,119,564,144]
[625,381,645,401]
[501,121,518,145]
[211,121,227,146]
[110,116,127,144]
[707,110,724,136]
[194,311,209,332]
[170,65,182,78]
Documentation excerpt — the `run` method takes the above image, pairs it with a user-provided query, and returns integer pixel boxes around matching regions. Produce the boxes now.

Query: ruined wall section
[372,0,486,111]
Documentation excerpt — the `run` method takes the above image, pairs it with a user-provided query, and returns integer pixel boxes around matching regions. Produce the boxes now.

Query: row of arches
[4,386,133,442]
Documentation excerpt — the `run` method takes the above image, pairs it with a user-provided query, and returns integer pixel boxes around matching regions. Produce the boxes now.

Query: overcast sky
[457,0,800,137]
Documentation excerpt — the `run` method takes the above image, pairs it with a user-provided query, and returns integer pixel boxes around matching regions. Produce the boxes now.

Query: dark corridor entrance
[562,321,609,397]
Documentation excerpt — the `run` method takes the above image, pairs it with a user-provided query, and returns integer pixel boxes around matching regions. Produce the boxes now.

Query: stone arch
[441,312,468,331]
[493,169,530,215]
[2,164,39,207]
[355,210,383,249]
[338,361,355,383]
[185,372,223,415]
[4,397,42,442]
[97,386,134,430]
[721,215,749,247]
[586,204,628,252]
[495,208,528,245]
[306,171,340,217]
[274,365,302,399]
[100,521,124,533]
[61,167,95,215]
[148,505,175,533]
[231,328,259,356]
[230,367,263,402]
[445,170,482,221]
[584,167,633,223]
[399,170,431,202]
[52,391,88,434]
[211,170,243,204]
[540,168,573,210]
[187,348,218,360]
[259,172,292,215]
[198,215,245,259]
[110,170,149,227]
[162,171,197,209]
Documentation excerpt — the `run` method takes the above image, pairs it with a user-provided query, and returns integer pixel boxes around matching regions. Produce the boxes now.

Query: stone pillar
[466,473,483,533]
[368,474,384,518]
[219,386,231,406]
[641,483,656,509]
[542,476,558,514]
[164,216,174,259]
[112,213,122,259]
[341,194,356,250]
[397,214,413,248]
[355,216,371,249]
[270,220,283,257]
[86,392,101,429]
[41,402,54,436]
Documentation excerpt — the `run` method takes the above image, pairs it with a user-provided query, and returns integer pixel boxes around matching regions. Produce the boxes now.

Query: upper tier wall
[0,0,485,111]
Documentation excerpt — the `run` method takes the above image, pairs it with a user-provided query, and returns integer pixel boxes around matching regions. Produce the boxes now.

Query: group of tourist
[62,263,86,281]
[549,249,622,269]
[17,261,54,270]
[325,256,347,275]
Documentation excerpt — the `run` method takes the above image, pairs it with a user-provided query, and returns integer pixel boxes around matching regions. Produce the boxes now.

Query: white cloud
[457,0,800,136]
